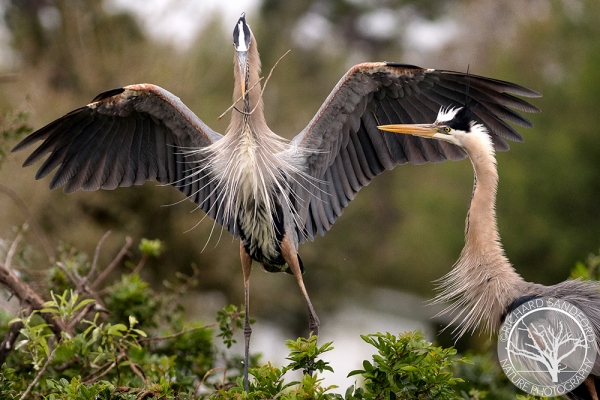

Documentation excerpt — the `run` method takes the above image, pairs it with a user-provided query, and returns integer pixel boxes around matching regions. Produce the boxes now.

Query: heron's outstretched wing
[289,62,541,242]
[12,84,233,232]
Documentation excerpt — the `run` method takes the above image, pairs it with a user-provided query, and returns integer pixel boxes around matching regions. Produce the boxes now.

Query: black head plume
[233,13,251,51]
[465,64,472,109]
[445,65,475,132]
[446,107,473,132]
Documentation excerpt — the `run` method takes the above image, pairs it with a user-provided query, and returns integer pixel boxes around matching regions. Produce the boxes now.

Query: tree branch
[0,184,55,261]
[90,236,132,290]
[139,324,215,343]
[0,260,69,337]
[19,342,59,400]
[0,306,32,366]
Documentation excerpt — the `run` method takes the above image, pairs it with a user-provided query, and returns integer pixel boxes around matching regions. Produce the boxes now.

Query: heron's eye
[443,126,451,133]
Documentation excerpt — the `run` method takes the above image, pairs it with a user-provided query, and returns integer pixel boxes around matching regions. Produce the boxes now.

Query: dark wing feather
[290,62,541,242]
[12,84,232,233]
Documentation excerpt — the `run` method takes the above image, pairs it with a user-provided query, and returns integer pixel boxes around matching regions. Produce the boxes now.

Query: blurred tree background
[0,0,599,353]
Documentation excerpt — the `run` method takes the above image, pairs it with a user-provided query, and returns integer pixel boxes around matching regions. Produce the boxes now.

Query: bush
[0,230,551,399]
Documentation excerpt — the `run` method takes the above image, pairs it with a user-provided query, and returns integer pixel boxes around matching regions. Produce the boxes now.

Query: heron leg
[240,242,253,392]
[584,376,598,400]
[281,237,320,336]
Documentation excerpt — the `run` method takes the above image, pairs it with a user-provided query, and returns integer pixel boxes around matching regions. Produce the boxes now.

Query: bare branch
[131,253,148,276]
[139,324,216,343]
[0,260,69,337]
[0,184,55,261]
[83,352,126,385]
[5,226,24,269]
[55,261,79,288]
[0,306,32,367]
[67,301,96,332]
[90,236,133,290]
[196,366,225,393]
[217,77,264,120]
[19,342,59,400]
[88,231,112,280]
[248,49,290,116]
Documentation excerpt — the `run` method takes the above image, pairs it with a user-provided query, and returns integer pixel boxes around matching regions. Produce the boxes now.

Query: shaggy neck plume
[433,127,525,337]
[198,31,306,246]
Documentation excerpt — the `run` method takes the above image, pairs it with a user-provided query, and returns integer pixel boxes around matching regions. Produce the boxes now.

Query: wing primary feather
[165,132,178,185]
[34,114,96,179]
[329,159,349,208]
[59,116,114,192]
[356,120,386,175]
[318,181,336,225]
[361,111,395,170]
[135,117,152,182]
[339,146,361,193]
[474,110,522,143]
[345,136,370,187]
[102,117,133,190]
[334,155,355,202]
[15,108,89,156]
[440,72,542,99]
[48,116,113,193]
[119,116,142,187]
[153,122,168,183]
[349,124,375,179]
[96,117,128,190]
[40,114,105,183]
[145,121,160,181]
[74,120,117,191]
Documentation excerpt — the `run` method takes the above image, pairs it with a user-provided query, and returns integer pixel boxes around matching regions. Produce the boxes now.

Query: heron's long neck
[434,129,526,337]
[205,35,297,236]
[464,137,504,254]
[230,38,268,136]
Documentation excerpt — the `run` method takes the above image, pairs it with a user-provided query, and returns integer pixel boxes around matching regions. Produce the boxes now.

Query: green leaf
[73,298,95,312]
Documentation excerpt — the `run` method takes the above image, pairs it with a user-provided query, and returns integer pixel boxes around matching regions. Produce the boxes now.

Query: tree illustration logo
[497,297,596,396]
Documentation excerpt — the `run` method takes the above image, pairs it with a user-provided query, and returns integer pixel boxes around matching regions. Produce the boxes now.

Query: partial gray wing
[290,62,541,242]
[12,84,232,232]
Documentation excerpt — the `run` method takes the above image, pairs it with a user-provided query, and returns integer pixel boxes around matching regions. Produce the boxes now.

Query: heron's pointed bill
[378,123,437,137]
[237,51,248,99]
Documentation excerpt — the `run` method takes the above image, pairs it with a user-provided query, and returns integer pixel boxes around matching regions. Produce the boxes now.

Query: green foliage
[348,331,469,400]
[0,366,20,399]
[211,334,336,400]
[0,110,32,170]
[285,335,334,375]
[11,312,52,371]
[105,274,159,329]
[216,304,247,348]
[454,351,537,400]
[571,247,600,281]
[0,237,573,399]
[139,238,164,258]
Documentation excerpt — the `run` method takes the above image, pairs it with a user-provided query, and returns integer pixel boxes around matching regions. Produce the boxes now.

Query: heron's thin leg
[281,237,320,335]
[584,376,598,400]
[240,242,253,392]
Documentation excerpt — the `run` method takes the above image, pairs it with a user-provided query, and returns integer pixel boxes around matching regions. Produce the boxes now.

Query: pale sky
[107,0,261,49]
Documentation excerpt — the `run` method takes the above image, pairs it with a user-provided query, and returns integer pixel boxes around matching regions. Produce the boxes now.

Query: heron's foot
[305,318,320,376]
[308,310,320,337]
[243,323,252,392]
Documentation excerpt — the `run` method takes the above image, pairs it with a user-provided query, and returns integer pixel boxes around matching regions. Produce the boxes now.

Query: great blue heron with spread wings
[379,107,600,399]
[12,13,540,389]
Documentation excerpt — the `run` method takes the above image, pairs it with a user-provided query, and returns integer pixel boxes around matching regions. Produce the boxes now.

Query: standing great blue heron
[12,13,540,389]
[379,107,600,399]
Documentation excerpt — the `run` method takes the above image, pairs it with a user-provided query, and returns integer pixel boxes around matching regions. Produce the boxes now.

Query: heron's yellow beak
[378,123,437,137]
[237,51,248,100]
